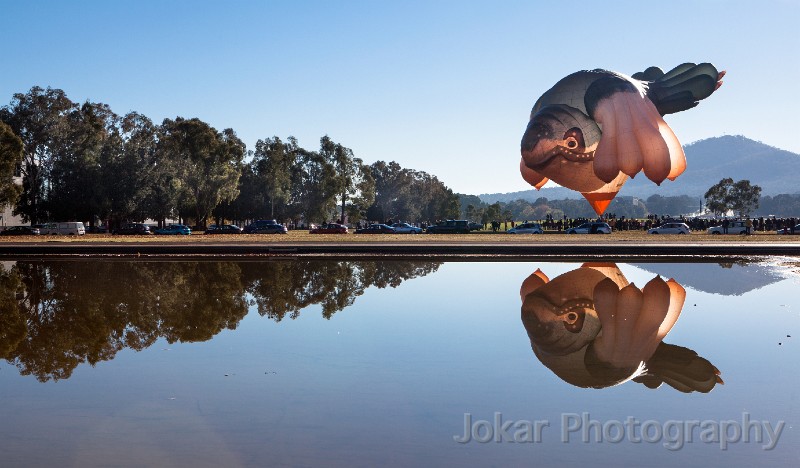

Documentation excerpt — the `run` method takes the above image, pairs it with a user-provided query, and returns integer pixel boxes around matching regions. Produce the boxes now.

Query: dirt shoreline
[1,232,800,260]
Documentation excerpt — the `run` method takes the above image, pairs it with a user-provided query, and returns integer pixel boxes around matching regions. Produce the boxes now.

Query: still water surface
[0,259,798,467]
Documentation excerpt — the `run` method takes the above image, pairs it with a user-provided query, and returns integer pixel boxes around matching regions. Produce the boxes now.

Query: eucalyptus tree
[106,112,160,224]
[319,136,375,223]
[213,162,264,223]
[704,178,761,217]
[47,101,119,223]
[157,118,245,227]
[288,147,338,224]
[0,86,76,223]
[369,160,414,221]
[252,136,295,218]
[0,121,24,209]
[704,178,733,217]
[344,160,375,224]
[729,180,761,217]
[369,160,458,223]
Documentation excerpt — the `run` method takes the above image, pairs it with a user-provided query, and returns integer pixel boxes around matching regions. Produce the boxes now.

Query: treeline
[459,194,702,221]
[0,259,441,382]
[0,86,459,227]
[459,192,800,222]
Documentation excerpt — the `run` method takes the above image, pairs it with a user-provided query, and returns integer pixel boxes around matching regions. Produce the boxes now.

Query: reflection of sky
[1,262,798,466]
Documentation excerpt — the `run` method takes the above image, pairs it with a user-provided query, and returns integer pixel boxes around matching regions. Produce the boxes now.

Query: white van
[56,222,86,235]
[37,222,86,235]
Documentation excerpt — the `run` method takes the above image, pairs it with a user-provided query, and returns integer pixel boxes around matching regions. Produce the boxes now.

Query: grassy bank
[1,230,798,243]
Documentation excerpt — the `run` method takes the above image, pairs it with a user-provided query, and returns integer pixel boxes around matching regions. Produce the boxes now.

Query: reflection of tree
[0,268,26,360]
[0,260,440,381]
[242,261,441,320]
[4,261,249,382]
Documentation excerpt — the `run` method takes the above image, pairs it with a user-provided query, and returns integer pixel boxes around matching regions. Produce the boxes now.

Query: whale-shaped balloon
[520,63,724,215]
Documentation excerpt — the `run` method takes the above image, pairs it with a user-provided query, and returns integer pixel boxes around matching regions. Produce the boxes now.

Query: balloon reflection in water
[521,263,722,392]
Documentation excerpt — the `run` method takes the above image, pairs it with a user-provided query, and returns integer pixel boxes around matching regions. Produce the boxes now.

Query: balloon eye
[565,137,578,149]
[565,312,579,323]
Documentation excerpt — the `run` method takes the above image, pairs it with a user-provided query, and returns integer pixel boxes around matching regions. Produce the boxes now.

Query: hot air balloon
[521,263,721,392]
[520,63,724,215]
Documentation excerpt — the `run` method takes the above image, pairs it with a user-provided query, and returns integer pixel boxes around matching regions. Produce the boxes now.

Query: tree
[288,147,338,223]
[0,121,24,209]
[729,180,761,217]
[252,136,294,218]
[47,101,118,223]
[704,178,761,217]
[157,118,245,227]
[704,178,734,217]
[484,202,502,222]
[215,163,264,223]
[0,86,75,223]
[107,112,160,225]
[319,136,375,223]
[369,160,413,221]
[344,160,375,223]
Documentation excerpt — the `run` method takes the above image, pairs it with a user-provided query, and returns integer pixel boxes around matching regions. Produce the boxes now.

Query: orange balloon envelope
[521,63,723,215]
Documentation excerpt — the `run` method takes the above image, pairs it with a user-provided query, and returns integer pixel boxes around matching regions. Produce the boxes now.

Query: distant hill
[480,135,800,203]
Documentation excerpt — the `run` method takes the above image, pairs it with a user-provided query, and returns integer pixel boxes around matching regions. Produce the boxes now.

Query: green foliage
[0,121,24,208]
[754,194,800,217]
[252,136,294,218]
[1,86,457,226]
[704,178,761,217]
[318,135,375,223]
[158,118,245,227]
[729,180,762,217]
[704,178,734,216]
[368,161,457,222]
[0,86,76,223]
[289,147,339,223]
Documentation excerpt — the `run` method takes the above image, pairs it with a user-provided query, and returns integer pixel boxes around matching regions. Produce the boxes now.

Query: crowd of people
[482,214,799,233]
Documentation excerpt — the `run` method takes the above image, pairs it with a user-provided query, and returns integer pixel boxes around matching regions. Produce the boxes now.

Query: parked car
[565,222,612,234]
[355,224,396,234]
[647,222,690,235]
[776,224,800,235]
[0,226,41,236]
[113,223,152,235]
[243,220,288,234]
[310,223,348,234]
[390,222,423,234]
[205,224,243,234]
[506,222,543,234]
[426,219,471,234]
[154,224,192,235]
[468,222,483,231]
[32,223,56,235]
[707,220,748,235]
[86,225,109,234]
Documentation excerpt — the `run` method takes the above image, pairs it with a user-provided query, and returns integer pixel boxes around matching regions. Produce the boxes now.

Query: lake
[0,258,798,467]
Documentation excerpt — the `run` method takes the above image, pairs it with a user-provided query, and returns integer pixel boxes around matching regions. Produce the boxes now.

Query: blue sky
[3,0,798,195]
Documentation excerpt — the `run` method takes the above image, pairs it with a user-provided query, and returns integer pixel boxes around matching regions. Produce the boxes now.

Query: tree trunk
[341,191,346,224]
